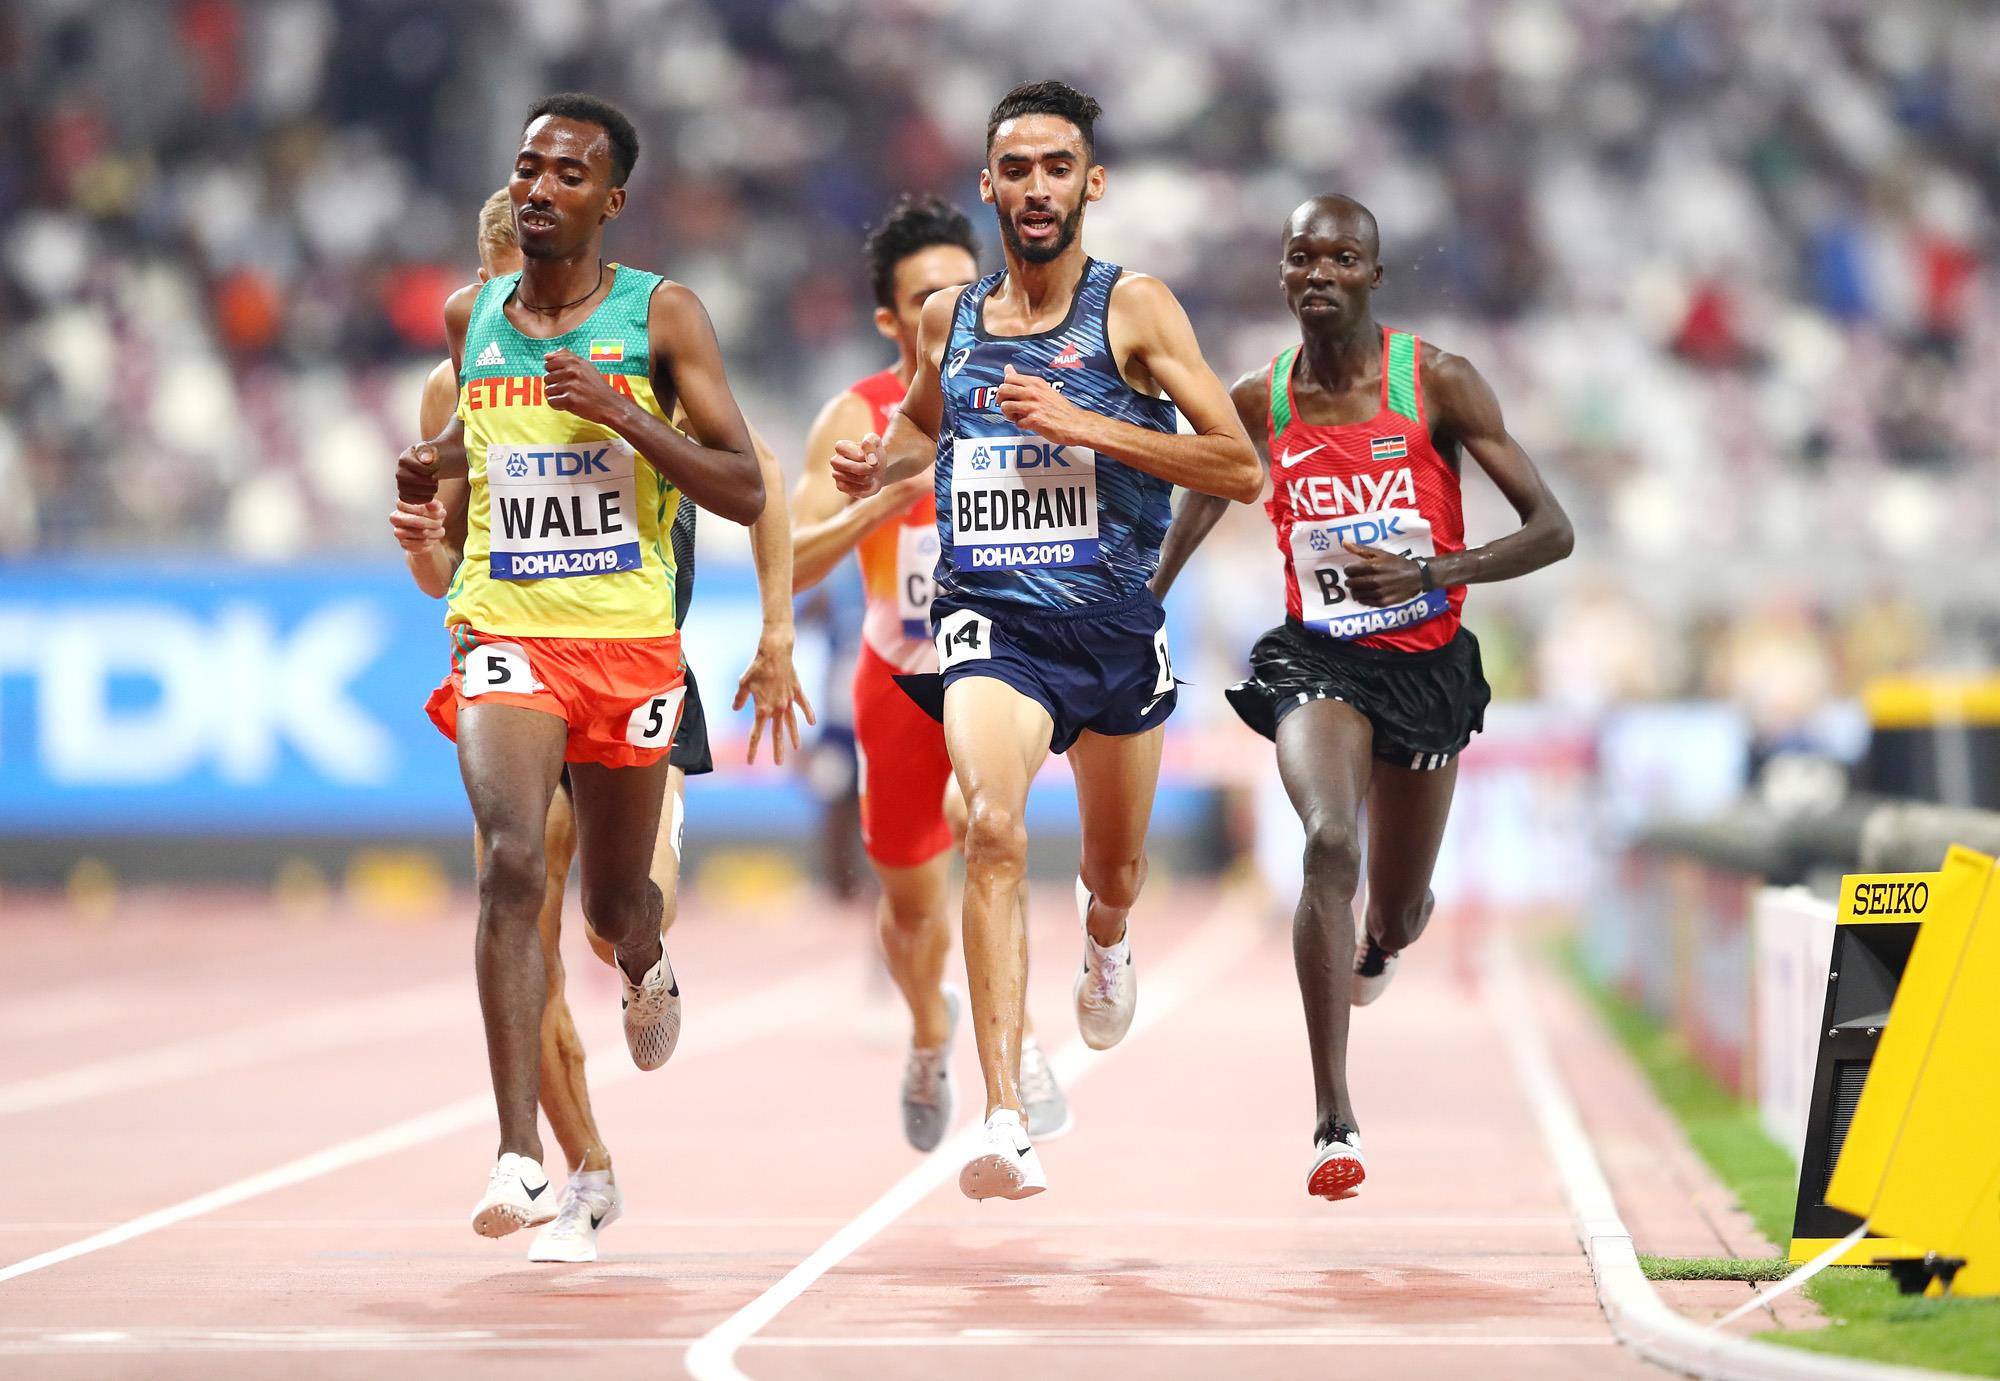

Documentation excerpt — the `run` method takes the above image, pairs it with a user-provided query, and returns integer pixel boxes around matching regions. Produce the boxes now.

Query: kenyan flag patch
[589,339,625,363]
[1370,434,1408,462]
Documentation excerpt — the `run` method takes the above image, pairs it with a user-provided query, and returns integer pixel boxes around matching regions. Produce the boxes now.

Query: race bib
[1290,510,1449,640]
[896,523,940,640]
[462,642,542,697]
[487,438,642,580]
[936,608,992,671]
[625,685,687,749]
[949,435,1097,572]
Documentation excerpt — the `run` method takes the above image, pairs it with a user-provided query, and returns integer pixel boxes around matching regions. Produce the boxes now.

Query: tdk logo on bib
[964,440,1076,473]
[501,447,614,480]
[950,435,1099,572]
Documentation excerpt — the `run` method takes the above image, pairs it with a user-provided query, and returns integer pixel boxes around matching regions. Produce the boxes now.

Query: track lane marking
[0,962,857,1286]
[0,979,470,1119]
[684,907,1268,1381]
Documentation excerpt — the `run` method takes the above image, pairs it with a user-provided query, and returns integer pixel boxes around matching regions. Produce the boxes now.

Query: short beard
[1001,198,1084,265]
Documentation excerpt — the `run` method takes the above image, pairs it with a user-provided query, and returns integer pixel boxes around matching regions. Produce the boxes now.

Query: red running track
[0,884,1662,1379]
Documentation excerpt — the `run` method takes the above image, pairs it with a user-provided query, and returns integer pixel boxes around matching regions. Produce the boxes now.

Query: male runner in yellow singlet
[391,187,808,1260]
[394,93,770,1244]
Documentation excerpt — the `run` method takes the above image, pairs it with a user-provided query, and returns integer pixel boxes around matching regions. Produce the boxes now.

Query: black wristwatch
[1414,556,1436,592]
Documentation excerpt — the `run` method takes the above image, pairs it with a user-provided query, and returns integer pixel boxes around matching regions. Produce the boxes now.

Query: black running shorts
[1226,620,1489,770]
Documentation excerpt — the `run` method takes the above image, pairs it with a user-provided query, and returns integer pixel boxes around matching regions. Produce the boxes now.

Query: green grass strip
[1560,937,2000,1376]
[1641,1255,1798,1282]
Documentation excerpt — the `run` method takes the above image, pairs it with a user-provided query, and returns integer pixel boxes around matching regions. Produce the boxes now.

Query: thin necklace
[518,262,605,314]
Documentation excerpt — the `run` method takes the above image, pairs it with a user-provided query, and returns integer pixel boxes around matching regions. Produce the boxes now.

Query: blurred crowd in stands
[0,0,1991,741]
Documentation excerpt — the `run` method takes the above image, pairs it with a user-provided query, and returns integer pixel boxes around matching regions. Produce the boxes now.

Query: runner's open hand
[832,432,886,498]
[389,499,447,553]
[997,365,1095,446]
[733,632,817,766]
[1341,542,1424,607]
[543,349,626,426]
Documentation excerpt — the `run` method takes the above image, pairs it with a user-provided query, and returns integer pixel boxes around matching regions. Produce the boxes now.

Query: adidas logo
[474,340,505,368]
[1049,340,1083,369]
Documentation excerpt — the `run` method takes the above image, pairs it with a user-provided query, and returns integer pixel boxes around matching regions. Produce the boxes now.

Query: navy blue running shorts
[895,592,1177,754]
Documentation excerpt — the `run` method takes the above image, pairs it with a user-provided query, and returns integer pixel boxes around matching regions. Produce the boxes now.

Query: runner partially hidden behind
[1151,195,1573,1201]
[394,93,769,1243]
[832,81,1261,1201]
[791,193,1070,1153]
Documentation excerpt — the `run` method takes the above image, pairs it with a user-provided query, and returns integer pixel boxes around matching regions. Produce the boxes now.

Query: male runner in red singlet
[390,187,807,1261]
[791,194,1069,1152]
[1152,195,1573,1200]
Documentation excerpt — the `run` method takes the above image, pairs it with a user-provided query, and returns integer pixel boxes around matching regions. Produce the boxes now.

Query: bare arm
[994,274,1261,503]
[1420,350,1573,586]
[792,390,933,591]
[1151,368,1271,599]
[733,422,815,763]
[830,288,959,497]
[1342,347,1574,606]
[394,285,476,502]
[389,359,468,598]
[542,280,762,525]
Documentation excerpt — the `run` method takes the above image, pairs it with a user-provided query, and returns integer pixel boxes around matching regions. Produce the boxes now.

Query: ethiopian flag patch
[588,339,625,363]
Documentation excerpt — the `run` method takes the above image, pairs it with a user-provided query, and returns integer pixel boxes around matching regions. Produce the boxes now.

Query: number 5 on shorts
[936,609,992,672]
[626,685,687,749]
[463,643,540,697]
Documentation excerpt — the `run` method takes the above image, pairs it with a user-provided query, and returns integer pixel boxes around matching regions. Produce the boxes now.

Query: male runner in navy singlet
[832,81,1261,1200]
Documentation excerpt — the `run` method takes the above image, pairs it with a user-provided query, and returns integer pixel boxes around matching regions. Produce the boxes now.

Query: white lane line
[683,908,1267,1381]
[0,979,467,1119]
[0,1211,1574,1233]
[0,1328,1616,1356]
[1486,935,1943,1381]
[0,963,854,1287]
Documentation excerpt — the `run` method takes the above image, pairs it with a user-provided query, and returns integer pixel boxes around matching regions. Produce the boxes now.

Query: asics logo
[1279,444,1326,469]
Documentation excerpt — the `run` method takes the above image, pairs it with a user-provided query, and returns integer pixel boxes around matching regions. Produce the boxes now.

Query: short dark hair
[524,93,640,187]
[986,80,1102,159]
[863,194,979,309]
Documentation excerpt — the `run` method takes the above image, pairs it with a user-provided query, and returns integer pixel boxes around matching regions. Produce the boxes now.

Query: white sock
[572,1169,613,1192]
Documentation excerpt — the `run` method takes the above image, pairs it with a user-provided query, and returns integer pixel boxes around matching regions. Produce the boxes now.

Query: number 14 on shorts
[936,609,991,672]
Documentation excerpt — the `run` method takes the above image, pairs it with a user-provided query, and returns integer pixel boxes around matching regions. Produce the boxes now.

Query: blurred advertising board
[0,560,1205,842]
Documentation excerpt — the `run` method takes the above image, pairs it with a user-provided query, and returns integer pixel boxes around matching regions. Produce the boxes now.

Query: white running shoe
[527,1171,622,1263]
[901,985,961,1152]
[1072,877,1136,1050]
[1019,1035,1073,1139]
[959,1109,1046,1201]
[1307,1126,1366,1201]
[1351,938,1399,1007]
[470,1152,556,1237]
[621,949,681,1071]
